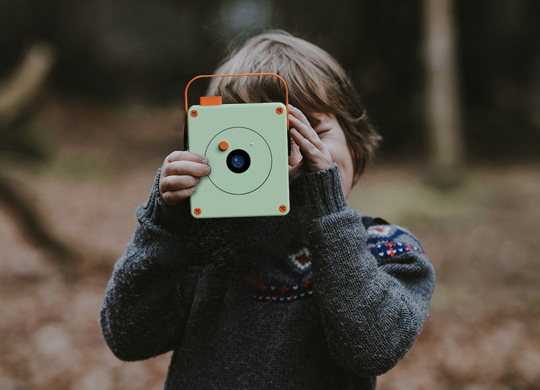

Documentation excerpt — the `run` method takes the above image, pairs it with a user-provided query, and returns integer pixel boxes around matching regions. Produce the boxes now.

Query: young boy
[100,30,435,389]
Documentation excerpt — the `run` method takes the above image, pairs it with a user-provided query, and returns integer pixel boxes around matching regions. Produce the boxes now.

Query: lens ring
[226,149,251,173]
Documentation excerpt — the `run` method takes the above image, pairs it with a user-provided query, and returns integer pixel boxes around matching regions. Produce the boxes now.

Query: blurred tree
[422,0,464,187]
[0,43,79,279]
[271,0,425,158]
[0,0,539,161]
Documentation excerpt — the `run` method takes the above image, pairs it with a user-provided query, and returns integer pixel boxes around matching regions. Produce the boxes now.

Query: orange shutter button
[219,141,229,151]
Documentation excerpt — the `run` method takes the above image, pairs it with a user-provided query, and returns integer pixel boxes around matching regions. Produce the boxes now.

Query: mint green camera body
[187,102,289,218]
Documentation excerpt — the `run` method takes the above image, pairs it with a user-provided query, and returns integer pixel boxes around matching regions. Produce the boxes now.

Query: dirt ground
[1,98,539,389]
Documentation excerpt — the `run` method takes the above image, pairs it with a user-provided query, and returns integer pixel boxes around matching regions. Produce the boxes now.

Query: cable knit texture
[100,164,435,389]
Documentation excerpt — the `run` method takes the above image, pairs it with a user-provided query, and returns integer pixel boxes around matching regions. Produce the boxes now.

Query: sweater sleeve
[100,170,195,361]
[291,164,435,377]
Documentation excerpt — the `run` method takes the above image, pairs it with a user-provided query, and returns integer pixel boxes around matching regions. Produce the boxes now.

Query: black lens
[227,149,251,173]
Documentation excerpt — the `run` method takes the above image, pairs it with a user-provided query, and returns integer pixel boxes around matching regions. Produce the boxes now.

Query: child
[100,30,435,389]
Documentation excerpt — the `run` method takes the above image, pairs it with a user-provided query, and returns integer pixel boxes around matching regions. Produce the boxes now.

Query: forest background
[0,0,539,389]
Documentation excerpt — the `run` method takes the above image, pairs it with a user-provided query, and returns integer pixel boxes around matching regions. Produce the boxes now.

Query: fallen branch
[0,174,80,279]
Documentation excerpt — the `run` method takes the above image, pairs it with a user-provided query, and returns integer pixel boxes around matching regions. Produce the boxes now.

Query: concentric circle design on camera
[205,127,272,195]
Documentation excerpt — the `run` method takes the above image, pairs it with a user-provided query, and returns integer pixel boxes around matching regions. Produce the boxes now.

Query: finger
[288,104,311,127]
[288,105,325,150]
[160,174,200,193]
[161,186,197,206]
[288,114,326,152]
[290,128,322,158]
[165,151,208,164]
[288,105,322,143]
[288,137,302,166]
[290,128,333,171]
[163,160,211,178]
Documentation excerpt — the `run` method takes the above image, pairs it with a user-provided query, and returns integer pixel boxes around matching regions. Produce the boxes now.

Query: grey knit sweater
[100,164,435,389]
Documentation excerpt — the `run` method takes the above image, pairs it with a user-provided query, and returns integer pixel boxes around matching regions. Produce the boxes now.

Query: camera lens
[231,155,244,168]
[227,149,251,173]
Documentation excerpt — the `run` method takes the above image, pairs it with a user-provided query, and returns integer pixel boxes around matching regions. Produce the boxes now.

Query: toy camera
[184,73,290,219]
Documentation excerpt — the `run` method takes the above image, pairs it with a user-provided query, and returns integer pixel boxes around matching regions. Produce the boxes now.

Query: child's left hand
[288,105,333,180]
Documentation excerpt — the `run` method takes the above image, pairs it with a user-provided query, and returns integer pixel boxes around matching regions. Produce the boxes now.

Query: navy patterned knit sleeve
[100,170,194,361]
[291,164,435,377]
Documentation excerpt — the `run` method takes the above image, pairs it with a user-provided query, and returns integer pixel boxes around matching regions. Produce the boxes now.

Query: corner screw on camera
[276,107,283,115]
[279,205,287,213]
[190,110,198,118]
[194,208,201,216]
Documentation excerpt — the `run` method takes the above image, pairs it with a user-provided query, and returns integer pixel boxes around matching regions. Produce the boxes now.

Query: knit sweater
[100,164,435,389]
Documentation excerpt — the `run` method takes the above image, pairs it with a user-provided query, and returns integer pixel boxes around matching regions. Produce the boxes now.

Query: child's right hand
[159,151,211,206]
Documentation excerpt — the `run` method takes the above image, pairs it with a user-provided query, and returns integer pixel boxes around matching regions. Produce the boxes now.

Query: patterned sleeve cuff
[290,163,349,217]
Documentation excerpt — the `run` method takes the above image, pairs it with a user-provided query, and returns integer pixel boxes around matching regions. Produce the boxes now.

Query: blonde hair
[206,30,381,184]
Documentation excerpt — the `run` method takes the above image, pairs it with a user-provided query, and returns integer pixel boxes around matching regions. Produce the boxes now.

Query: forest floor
[1,97,539,390]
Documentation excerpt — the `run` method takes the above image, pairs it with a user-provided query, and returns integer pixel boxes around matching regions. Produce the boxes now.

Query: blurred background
[0,0,539,389]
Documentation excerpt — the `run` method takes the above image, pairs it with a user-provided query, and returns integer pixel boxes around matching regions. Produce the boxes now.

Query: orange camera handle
[183,73,290,150]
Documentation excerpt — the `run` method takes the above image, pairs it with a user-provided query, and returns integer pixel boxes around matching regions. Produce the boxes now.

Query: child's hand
[288,105,333,180]
[159,151,211,206]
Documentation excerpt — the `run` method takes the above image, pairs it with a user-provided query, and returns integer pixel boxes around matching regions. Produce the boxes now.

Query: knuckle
[171,160,189,175]
[165,161,183,176]
[182,188,194,199]
[178,176,192,189]
[161,164,172,176]
[306,143,318,153]
[167,150,184,162]
[166,151,177,161]
[189,176,199,186]
[160,176,173,191]
[172,160,184,171]
[159,176,168,189]
[161,191,175,205]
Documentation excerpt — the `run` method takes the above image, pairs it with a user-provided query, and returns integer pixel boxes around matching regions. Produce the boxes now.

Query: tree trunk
[0,43,56,128]
[423,0,464,187]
